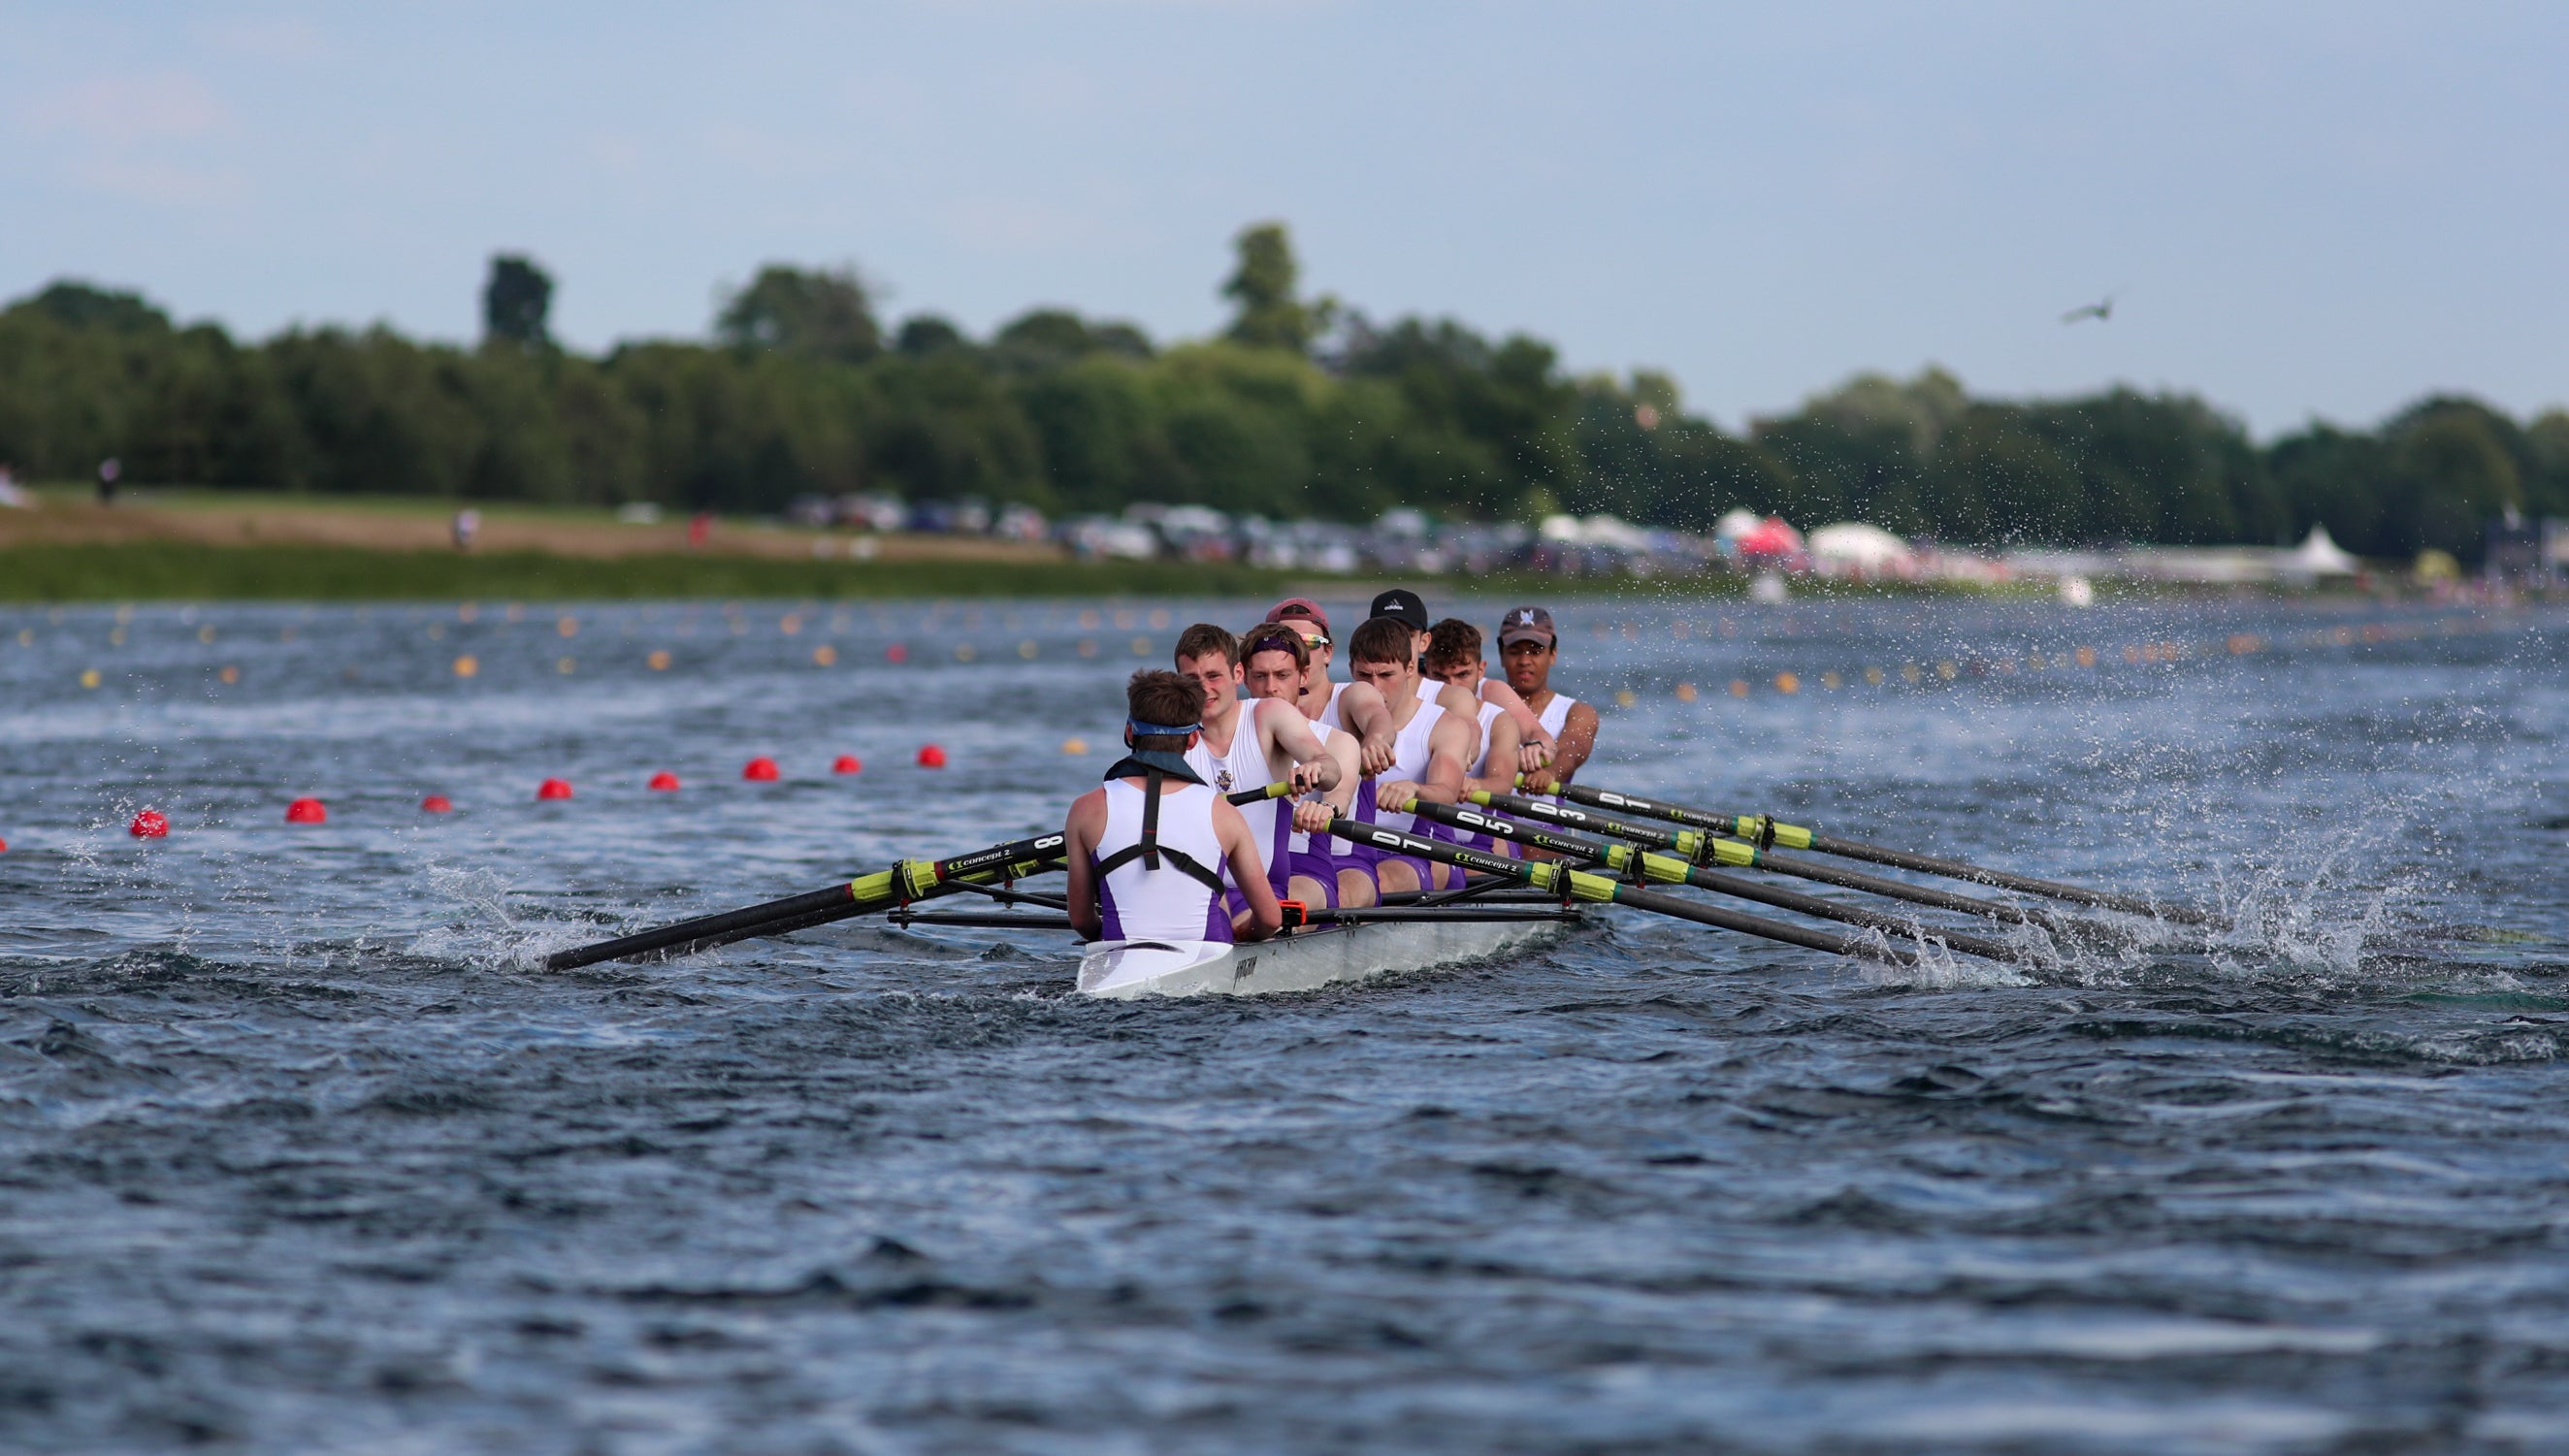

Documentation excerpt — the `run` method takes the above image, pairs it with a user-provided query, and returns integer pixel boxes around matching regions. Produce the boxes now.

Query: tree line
[3,223,2561,561]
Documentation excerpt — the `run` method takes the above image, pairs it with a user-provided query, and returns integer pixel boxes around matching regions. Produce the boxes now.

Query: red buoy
[420,794,454,813]
[536,778,573,800]
[885,644,909,663]
[129,810,171,839]
[648,771,681,792]
[742,756,780,782]
[916,744,948,768]
[832,754,862,775]
[0,835,10,854]
[285,797,328,825]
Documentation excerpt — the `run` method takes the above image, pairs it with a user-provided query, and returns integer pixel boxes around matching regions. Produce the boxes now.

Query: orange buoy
[285,797,328,825]
[536,778,573,800]
[742,756,781,781]
[648,771,681,792]
[831,754,862,775]
[916,744,948,768]
[129,810,170,838]
[420,795,454,813]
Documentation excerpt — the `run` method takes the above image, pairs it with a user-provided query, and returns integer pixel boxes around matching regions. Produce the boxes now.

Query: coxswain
[1239,623,1376,909]
[1370,587,1555,774]
[1345,615,1479,893]
[1171,623,1343,918]
[1063,670,1282,945]
[1497,605,1599,792]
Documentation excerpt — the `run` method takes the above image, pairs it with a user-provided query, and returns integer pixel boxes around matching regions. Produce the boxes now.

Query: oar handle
[1227,780,1296,805]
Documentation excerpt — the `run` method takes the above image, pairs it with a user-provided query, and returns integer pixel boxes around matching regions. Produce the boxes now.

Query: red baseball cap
[1266,598,1329,633]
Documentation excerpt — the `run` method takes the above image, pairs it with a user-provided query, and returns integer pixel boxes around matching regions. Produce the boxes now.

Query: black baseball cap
[1369,588,1430,631]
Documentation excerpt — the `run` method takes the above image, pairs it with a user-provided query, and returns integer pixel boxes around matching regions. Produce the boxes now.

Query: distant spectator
[688,512,714,550]
[96,457,120,506]
[0,463,26,508]
[452,508,481,552]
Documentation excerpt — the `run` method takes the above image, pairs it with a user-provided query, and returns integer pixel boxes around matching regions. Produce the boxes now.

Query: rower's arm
[1259,699,1340,793]
[1524,701,1600,792]
[1471,712,1523,797]
[1402,716,1475,807]
[1061,791,1105,940]
[1340,684,1397,775]
[1213,799,1283,941]
[1480,678,1549,746]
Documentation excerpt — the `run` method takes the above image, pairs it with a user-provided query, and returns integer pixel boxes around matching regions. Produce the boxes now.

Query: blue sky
[3,1,2560,435]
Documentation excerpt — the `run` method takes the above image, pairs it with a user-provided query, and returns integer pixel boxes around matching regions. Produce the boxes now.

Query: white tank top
[1415,678,1440,705]
[1316,679,1352,732]
[1466,699,1504,778]
[1373,700,1446,836]
[1095,780,1229,943]
[1186,705,1284,890]
[1536,692,1578,739]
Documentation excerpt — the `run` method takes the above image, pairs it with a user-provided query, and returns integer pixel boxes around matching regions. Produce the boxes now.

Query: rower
[1420,618,1523,856]
[1371,586,1555,772]
[1344,615,1479,894]
[1240,624,1376,909]
[1262,597,1396,776]
[1172,623,1343,917]
[1497,605,1599,793]
[1063,670,1282,945]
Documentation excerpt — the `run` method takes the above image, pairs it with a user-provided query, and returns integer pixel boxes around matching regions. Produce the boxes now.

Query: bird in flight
[2060,294,2117,325]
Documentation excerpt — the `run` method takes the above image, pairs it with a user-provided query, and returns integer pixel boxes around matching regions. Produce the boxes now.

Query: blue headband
[1126,718,1200,738]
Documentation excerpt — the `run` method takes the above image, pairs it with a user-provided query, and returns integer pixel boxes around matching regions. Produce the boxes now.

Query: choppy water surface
[4,591,2565,1454]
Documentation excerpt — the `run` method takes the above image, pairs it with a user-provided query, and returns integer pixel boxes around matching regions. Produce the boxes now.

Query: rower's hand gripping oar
[1546,782,2228,930]
[1403,797,2023,963]
[539,781,1303,972]
[1323,814,1924,967]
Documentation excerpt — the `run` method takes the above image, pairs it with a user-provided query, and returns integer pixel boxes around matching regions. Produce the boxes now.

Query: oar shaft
[1417,799,2018,962]
[1325,814,1916,966]
[1556,783,2225,928]
[542,833,1066,971]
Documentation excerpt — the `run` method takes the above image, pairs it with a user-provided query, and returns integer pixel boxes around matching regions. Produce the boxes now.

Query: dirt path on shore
[0,495,1066,566]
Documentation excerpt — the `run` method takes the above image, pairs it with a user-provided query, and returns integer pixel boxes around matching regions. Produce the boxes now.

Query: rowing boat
[1076,911,1571,999]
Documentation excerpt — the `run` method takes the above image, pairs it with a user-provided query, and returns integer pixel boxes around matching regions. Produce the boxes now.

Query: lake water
[3,591,2565,1454]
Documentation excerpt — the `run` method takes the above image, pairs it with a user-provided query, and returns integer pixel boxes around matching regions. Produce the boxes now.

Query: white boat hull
[1077,915,1567,999]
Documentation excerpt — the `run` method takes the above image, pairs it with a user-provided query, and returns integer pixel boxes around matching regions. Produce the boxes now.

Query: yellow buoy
[1062,737,1089,756]
[646,650,672,670]
[1729,679,1750,697]
[956,644,977,663]
[219,664,240,685]
[453,655,479,678]
[557,617,579,639]
[812,645,837,666]
[556,657,576,674]
[1674,682,1698,702]
[79,668,101,689]
[1775,672,1800,695]
[1018,640,1038,660]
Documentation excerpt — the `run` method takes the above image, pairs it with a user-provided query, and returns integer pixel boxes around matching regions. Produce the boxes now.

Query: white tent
[1713,506,1764,542]
[2284,524,2359,576]
[1807,522,1916,576]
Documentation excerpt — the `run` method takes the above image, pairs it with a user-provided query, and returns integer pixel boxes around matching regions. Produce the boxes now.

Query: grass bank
[0,543,1317,601]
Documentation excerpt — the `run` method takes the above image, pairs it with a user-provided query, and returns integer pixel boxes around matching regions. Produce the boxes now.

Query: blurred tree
[895,314,970,357]
[482,255,554,351]
[716,264,881,363]
[1222,222,1334,354]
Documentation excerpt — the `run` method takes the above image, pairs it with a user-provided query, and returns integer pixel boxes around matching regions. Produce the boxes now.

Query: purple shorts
[1286,848,1357,907]
[1352,843,1444,890]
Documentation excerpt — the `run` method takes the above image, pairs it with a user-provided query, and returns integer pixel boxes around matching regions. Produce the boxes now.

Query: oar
[1552,783,2227,928]
[541,780,1303,972]
[1404,798,2022,962]
[1470,790,2083,933]
[542,835,1066,971]
[1325,815,1923,967]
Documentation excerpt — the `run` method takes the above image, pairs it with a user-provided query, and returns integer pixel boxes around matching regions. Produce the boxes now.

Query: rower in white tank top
[1286,719,1350,857]
[1369,701,1446,837]
[1093,779,1232,942]
[1185,704,1286,893]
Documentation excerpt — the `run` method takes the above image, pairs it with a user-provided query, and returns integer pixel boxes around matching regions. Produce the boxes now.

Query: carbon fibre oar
[542,835,1069,971]
[1403,798,2021,963]
[1469,790,2082,933]
[1325,815,1922,968]
[1550,783,2227,929]
[541,781,1303,972]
